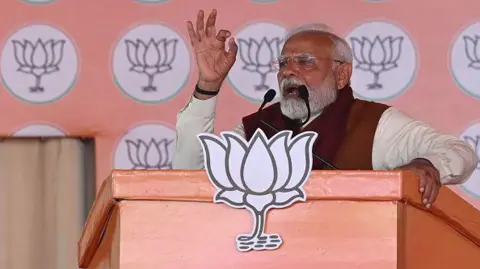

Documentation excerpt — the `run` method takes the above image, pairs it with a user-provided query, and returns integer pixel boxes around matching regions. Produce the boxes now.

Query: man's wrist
[197,80,221,92]
[194,89,217,100]
[194,81,221,100]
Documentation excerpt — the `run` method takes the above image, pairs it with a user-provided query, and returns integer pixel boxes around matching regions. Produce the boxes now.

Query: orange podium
[78,170,480,269]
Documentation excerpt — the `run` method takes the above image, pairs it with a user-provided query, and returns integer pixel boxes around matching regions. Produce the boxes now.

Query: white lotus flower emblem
[197,129,317,251]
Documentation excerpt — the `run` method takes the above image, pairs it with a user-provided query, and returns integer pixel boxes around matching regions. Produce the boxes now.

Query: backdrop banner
[0,0,478,210]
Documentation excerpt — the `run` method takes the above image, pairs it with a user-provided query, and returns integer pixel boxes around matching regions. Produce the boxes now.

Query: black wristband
[195,84,219,96]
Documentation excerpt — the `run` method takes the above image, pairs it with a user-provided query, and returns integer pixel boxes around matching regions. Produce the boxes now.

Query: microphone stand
[298,85,311,126]
[300,100,311,126]
[298,85,337,170]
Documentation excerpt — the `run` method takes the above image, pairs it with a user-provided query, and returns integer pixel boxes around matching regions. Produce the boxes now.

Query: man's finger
[427,185,440,207]
[216,29,231,42]
[205,9,217,37]
[422,177,433,206]
[418,172,426,193]
[196,10,205,40]
[227,37,238,58]
[423,166,441,208]
[186,21,198,46]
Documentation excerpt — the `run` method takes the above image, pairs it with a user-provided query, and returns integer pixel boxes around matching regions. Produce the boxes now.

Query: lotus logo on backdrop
[238,37,283,91]
[346,21,417,101]
[126,138,173,169]
[350,36,403,90]
[12,123,66,137]
[450,22,480,98]
[112,24,190,103]
[124,38,178,92]
[459,123,480,199]
[0,24,78,104]
[12,39,65,92]
[464,36,480,69]
[227,22,286,102]
[114,123,176,170]
[198,129,317,251]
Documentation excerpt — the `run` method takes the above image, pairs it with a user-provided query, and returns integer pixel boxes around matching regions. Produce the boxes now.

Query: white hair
[284,23,353,64]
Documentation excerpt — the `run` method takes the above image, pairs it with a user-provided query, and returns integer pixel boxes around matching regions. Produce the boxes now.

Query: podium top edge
[108,169,411,201]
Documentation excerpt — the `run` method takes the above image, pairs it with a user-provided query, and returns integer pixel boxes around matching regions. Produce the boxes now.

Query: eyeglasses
[271,53,344,71]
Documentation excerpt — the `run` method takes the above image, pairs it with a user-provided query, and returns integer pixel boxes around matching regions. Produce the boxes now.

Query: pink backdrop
[0,0,478,210]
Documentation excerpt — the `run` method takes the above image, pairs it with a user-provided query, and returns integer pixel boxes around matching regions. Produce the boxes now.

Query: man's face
[276,32,339,120]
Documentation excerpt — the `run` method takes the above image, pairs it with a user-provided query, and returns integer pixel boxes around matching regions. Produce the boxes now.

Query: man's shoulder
[352,100,418,133]
[352,98,390,109]
[351,98,391,118]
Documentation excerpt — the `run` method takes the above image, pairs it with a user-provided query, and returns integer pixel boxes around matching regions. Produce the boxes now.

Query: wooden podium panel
[77,170,480,269]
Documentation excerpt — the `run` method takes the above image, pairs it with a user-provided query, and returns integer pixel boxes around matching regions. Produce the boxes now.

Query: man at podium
[172,9,477,209]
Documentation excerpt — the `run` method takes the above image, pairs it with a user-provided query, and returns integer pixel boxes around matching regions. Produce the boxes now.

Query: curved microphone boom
[298,85,311,126]
[256,89,277,125]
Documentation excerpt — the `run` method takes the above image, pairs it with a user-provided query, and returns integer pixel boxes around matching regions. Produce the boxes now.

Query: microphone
[258,89,277,113]
[256,89,338,170]
[298,85,311,126]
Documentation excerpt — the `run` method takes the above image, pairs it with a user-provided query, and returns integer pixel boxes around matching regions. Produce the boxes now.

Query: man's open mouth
[283,85,301,97]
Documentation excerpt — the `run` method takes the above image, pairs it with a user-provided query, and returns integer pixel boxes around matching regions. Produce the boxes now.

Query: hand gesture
[187,9,238,94]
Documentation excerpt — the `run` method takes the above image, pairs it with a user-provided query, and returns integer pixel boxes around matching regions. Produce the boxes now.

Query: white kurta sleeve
[372,107,477,185]
[172,95,245,170]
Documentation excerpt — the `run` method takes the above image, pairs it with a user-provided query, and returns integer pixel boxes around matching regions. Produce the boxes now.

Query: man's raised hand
[187,9,238,96]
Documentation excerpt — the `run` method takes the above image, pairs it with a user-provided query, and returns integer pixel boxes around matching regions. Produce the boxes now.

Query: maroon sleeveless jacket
[241,86,390,170]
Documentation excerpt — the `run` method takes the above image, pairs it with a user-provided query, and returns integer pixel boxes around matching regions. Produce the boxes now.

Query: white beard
[279,75,338,120]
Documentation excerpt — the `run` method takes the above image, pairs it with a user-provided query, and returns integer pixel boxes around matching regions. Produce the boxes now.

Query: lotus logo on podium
[198,129,317,252]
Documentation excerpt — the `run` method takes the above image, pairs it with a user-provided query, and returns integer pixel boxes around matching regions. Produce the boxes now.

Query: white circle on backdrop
[112,23,190,104]
[0,24,78,104]
[345,21,417,101]
[459,122,480,198]
[450,21,480,98]
[113,122,176,170]
[227,22,286,103]
[12,123,66,137]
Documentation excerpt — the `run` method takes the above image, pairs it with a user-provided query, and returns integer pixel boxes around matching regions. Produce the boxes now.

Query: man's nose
[279,61,300,78]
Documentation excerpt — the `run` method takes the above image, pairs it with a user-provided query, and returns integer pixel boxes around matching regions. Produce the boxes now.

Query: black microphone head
[257,89,277,113]
[264,89,277,103]
[298,85,309,101]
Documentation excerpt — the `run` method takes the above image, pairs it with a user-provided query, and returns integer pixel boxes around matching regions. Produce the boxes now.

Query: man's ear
[335,63,352,89]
